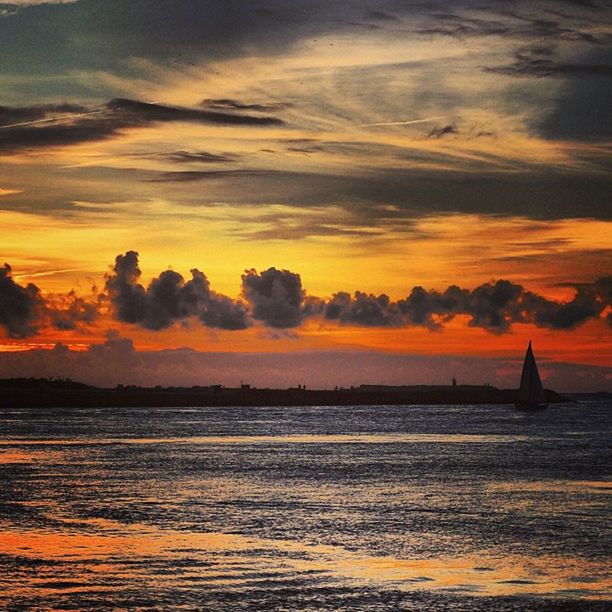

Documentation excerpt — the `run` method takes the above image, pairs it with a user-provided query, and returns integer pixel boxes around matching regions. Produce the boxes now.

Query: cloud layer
[1,334,609,392]
[0,98,282,153]
[324,279,612,333]
[2,253,609,338]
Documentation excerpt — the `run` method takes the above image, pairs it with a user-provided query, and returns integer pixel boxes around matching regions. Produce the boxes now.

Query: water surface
[1,401,610,610]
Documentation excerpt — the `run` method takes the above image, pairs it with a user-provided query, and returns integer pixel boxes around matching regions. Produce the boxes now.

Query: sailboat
[515,341,548,411]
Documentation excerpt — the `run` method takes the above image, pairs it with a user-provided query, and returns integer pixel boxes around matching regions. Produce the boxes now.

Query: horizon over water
[0,401,610,610]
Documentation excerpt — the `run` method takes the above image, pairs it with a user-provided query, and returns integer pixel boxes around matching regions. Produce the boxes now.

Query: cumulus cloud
[241,267,323,328]
[47,291,99,331]
[324,278,612,333]
[0,263,99,337]
[0,263,44,337]
[104,251,249,331]
[3,253,609,338]
[325,291,403,327]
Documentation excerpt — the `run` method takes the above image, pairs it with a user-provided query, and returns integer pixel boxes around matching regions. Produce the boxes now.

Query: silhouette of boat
[515,341,548,411]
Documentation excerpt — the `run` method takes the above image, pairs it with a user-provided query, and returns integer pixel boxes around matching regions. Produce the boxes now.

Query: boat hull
[515,402,548,411]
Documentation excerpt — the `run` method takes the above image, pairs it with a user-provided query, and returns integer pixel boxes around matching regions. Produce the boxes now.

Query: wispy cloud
[357,116,443,127]
[0,98,283,153]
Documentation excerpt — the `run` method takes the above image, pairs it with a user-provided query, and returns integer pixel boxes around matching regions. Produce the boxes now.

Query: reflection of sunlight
[1,433,533,446]
[0,448,64,464]
[1,522,609,600]
[487,480,612,494]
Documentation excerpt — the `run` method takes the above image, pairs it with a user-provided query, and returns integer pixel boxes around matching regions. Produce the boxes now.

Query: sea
[0,400,610,611]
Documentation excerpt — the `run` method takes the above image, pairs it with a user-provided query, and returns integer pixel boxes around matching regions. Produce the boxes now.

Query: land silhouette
[0,378,570,408]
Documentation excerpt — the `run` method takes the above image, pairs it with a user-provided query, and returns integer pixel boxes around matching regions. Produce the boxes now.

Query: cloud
[3,254,610,338]
[200,98,292,113]
[148,170,257,183]
[164,150,238,164]
[0,340,609,392]
[106,98,283,126]
[426,123,458,138]
[416,12,509,38]
[241,267,323,329]
[0,98,283,153]
[0,0,354,81]
[324,291,403,327]
[0,263,99,337]
[0,102,88,127]
[534,47,612,141]
[46,291,99,331]
[486,46,612,78]
[323,278,612,333]
[366,10,400,22]
[0,263,44,337]
[418,8,612,44]
[104,251,249,331]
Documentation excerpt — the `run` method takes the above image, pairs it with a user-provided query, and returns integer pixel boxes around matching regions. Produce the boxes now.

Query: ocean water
[0,401,610,610]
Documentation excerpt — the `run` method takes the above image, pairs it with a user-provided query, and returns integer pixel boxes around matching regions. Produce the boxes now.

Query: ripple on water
[0,402,610,609]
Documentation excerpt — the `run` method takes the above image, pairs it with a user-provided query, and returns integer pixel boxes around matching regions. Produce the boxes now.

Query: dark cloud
[148,170,257,182]
[47,291,99,331]
[398,285,467,329]
[486,46,612,78]
[164,150,238,164]
[427,124,458,138]
[535,48,612,141]
[3,254,610,338]
[341,170,612,221]
[417,12,509,37]
[324,291,403,327]
[0,98,282,153]
[521,288,604,330]
[104,251,249,331]
[0,0,357,79]
[138,163,612,222]
[0,103,87,126]
[217,264,611,333]
[366,10,400,22]
[0,5,19,19]
[417,6,612,44]
[241,267,323,328]
[1,0,609,96]
[0,263,44,338]
[106,98,282,126]
[323,278,611,333]
[201,98,292,112]
[0,264,99,338]
[556,0,603,7]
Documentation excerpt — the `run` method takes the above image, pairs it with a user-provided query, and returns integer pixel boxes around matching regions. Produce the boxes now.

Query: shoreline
[0,381,571,408]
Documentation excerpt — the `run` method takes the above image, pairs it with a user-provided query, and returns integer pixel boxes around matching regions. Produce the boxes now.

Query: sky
[0,0,610,391]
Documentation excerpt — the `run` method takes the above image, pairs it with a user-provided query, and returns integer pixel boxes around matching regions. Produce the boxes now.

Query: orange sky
[0,0,610,388]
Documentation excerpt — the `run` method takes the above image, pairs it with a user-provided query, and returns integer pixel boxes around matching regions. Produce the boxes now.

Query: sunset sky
[0,0,610,390]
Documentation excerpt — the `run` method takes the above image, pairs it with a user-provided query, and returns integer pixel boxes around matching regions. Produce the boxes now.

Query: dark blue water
[0,401,610,610]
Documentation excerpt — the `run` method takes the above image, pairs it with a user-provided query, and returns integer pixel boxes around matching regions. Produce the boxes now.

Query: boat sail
[516,341,548,410]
